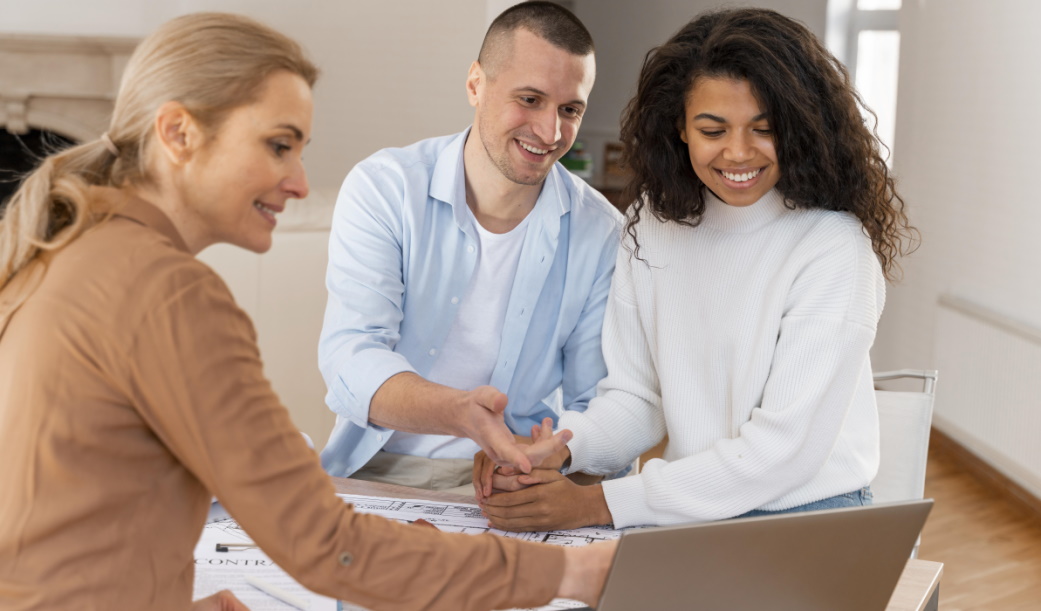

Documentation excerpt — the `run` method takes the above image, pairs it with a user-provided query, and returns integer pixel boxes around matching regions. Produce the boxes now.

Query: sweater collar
[699,188,788,233]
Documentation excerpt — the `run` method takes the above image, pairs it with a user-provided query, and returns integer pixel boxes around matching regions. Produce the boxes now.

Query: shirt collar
[430,129,469,211]
[429,127,571,230]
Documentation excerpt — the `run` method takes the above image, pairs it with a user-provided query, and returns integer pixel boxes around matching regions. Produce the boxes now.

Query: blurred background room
[3,1,1040,607]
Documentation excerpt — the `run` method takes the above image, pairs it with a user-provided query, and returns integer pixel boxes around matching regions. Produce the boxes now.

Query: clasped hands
[460,386,574,476]
[472,416,612,532]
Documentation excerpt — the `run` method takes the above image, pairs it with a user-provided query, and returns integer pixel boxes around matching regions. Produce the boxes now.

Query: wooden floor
[919,442,1041,609]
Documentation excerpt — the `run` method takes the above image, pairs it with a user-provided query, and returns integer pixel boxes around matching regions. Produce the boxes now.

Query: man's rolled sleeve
[330,347,415,427]
[318,160,415,428]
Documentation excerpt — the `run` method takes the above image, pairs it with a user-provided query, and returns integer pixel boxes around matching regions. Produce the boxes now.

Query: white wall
[872,0,1041,490]
[876,0,1041,371]
[0,0,483,190]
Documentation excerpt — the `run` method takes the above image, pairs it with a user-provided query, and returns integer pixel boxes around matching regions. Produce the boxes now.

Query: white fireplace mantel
[0,33,139,142]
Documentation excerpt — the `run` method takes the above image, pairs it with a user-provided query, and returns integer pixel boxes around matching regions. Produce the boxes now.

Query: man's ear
[153,101,203,165]
[466,60,483,108]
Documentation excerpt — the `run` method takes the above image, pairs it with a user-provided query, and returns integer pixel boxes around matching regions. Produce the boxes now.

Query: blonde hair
[0,12,318,288]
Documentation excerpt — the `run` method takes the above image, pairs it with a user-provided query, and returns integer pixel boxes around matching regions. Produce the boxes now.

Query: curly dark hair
[620,8,918,280]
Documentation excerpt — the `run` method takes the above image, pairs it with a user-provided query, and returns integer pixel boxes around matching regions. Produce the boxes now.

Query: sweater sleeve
[559,239,668,476]
[122,265,564,611]
[601,219,883,528]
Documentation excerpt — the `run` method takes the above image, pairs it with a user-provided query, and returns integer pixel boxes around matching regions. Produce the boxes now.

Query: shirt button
[429,348,437,356]
[376,433,383,442]
[338,551,354,566]
[467,245,475,253]
[451,297,459,304]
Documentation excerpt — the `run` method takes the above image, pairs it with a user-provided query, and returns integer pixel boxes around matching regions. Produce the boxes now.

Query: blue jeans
[733,486,874,519]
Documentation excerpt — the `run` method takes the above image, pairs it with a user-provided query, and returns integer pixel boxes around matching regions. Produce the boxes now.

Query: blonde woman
[0,13,612,611]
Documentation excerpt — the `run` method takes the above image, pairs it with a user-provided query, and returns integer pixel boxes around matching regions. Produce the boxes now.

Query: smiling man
[318,2,621,493]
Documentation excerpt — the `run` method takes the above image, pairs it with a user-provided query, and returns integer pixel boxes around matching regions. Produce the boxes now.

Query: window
[827,0,901,163]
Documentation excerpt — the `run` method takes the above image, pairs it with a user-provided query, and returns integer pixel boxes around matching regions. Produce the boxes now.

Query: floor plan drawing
[338,493,622,547]
[193,494,621,610]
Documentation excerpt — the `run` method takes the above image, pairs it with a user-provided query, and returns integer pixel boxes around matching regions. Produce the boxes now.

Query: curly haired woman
[478,7,919,531]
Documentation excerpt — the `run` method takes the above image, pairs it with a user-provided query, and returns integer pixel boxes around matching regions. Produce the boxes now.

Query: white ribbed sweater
[559,189,884,528]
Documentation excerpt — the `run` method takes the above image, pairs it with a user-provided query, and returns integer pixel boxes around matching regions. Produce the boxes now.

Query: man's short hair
[478,1,594,74]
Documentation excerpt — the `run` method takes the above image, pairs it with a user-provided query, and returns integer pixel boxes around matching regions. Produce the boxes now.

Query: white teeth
[254,202,278,215]
[518,141,549,155]
[721,169,761,182]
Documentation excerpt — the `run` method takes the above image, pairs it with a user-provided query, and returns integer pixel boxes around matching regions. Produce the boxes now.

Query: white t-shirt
[383,209,530,459]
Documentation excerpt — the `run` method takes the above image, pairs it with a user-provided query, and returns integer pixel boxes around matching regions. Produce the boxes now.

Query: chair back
[871,369,938,558]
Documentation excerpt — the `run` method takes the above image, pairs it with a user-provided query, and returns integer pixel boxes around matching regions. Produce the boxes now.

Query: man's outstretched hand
[369,375,570,482]
[461,386,536,474]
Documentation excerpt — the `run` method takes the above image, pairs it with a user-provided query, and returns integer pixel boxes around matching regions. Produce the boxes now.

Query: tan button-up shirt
[0,188,564,610]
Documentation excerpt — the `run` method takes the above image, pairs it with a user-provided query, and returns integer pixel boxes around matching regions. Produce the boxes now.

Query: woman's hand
[479,470,612,532]
[473,417,572,502]
[520,417,573,472]
[473,433,527,503]
[558,541,618,606]
[191,590,250,611]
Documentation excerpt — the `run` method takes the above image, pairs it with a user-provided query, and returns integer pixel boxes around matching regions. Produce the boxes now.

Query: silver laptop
[582,499,932,611]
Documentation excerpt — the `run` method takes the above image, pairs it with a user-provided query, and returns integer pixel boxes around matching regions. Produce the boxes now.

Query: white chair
[870,369,938,558]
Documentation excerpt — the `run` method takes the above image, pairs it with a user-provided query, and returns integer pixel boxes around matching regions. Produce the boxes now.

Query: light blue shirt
[319,129,622,477]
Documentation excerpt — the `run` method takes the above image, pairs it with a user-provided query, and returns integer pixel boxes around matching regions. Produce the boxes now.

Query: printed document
[193,493,622,610]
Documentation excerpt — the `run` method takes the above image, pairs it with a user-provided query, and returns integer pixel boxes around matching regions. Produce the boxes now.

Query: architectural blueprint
[193,494,621,610]
[337,493,621,611]
[338,493,620,547]
[194,512,339,610]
